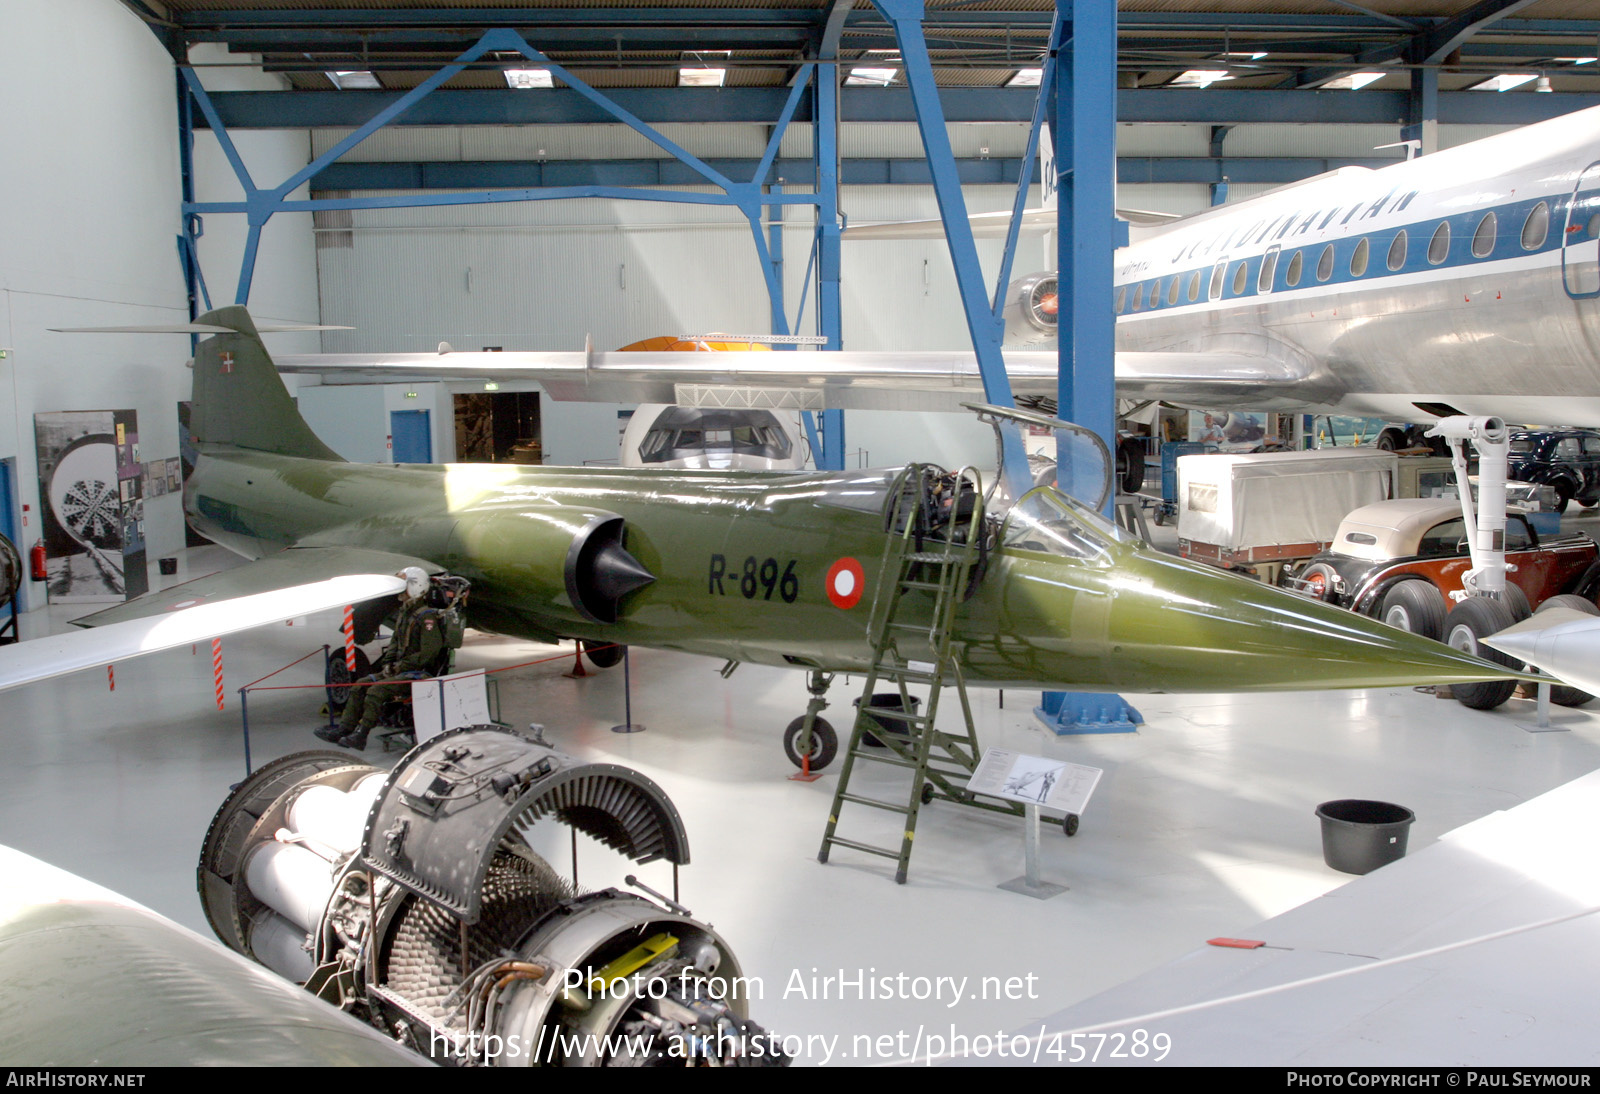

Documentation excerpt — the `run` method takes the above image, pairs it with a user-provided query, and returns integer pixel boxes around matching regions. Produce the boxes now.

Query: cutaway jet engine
[199,725,783,1066]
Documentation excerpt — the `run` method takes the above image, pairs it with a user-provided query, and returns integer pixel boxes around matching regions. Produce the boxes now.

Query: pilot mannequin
[315,566,447,750]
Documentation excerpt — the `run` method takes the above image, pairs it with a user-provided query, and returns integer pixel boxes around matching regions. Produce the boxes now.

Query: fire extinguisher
[30,541,46,582]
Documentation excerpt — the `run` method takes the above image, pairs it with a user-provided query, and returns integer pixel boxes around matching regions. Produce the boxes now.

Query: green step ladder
[817,464,1023,884]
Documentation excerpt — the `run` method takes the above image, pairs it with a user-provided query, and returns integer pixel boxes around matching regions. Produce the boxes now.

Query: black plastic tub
[1315,799,1415,875]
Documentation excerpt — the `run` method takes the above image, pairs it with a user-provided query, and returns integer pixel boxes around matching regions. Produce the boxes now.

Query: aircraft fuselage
[186,446,1526,694]
[1114,105,1600,424]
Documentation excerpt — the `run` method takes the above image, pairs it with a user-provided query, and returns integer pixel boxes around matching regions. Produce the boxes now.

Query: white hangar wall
[0,2,316,612]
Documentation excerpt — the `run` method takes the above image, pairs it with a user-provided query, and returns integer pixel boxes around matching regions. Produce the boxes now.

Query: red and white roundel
[825,557,864,610]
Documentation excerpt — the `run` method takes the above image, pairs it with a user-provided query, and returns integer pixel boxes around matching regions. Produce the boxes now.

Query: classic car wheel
[1298,562,1340,602]
[1443,597,1521,710]
[1534,595,1600,707]
[783,716,838,772]
[1554,481,1576,514]
[1378,581,1447,641]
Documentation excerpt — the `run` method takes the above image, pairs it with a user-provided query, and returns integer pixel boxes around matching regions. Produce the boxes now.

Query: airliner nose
[1105,553,1534,692]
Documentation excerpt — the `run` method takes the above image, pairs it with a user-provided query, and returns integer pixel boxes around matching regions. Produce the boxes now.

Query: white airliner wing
[841,205,1182,241]
[276,348,1308,414]
[0,550,420,695]
[1000,768,1600,1066]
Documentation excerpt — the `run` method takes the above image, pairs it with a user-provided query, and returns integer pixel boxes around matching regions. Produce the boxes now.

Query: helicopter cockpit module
[199,725,784,1067]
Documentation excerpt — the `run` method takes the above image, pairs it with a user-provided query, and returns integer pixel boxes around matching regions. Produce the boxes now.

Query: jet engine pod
[197,726,784,1067]
[1001,273,1059,346]
[449,506,654,625]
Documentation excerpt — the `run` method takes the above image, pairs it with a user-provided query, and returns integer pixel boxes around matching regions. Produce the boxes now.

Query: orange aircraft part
[617,336,773,353]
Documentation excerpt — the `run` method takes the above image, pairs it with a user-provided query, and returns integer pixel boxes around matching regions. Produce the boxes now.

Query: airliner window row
[1113,193,1583,315]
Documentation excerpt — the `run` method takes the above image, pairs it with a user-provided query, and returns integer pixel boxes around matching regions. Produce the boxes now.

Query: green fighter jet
[11,307,1526,768]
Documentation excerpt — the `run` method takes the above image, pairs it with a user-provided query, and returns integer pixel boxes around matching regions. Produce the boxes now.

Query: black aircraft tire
[326,646,372,715]
[1117,438,1145,495]
[1378,581,1448,641]
[783,716,838,772]
[1503,582,1532,622]
[582,640,626,669]
[1063,813,1080,837]
[1534,595,1600,707]
[1443,597,1521,711]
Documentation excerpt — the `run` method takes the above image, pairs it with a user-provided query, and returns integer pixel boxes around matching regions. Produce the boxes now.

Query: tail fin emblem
[219,351,234,373]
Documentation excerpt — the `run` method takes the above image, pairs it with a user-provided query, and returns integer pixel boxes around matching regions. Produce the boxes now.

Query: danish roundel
[825,557,864,610]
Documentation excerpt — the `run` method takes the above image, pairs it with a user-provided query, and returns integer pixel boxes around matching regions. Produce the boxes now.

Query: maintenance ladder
[817,464,1022,883]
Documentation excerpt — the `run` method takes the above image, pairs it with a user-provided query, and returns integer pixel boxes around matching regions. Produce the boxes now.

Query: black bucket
[1315,799,1415,875]
[854,693,920,747]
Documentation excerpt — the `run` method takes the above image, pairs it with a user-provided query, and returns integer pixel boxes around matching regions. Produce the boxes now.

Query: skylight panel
[1171,70,1231,89]
[1322,71,1386,91]
[327,71,381,90]
[1468,74,1537,92]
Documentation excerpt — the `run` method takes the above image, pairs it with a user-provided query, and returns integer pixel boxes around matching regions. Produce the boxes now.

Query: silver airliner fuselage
[1112,104,1600,425]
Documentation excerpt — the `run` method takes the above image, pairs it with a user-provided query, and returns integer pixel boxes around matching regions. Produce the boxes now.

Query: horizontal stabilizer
[0,570,407,696]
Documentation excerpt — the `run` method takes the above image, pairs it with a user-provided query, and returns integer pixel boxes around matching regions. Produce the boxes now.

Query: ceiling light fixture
[504,68,553,89]
[846,66,898,87]
[679,51,730,88]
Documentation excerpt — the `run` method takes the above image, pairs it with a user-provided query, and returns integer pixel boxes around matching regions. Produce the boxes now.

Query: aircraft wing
[0,547,427,695]
[1012,767,1600,1066]
[842,206,1182,241]
[276,348,1310,414]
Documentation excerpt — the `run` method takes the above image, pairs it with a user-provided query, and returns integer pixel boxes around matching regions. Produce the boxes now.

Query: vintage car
[1283,498,1600,640]
[1506,429,1600,513]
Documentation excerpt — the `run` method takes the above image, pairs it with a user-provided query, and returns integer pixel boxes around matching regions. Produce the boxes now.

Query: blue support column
[767,181,787,339]
[808,0,855,470]
[1040,0,1142,735]
[874,0,1030,492]
[1402,67,1439,156]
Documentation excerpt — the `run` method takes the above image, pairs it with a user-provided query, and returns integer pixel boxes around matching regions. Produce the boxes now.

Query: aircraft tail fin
[189,306,344,462]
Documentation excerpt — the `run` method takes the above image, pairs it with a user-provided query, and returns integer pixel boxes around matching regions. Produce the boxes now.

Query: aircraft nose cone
[1107,555,1532,692]
[1484,606,1600,695]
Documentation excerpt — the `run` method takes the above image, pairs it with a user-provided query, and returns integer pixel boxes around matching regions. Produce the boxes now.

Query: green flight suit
[337,595,450,741]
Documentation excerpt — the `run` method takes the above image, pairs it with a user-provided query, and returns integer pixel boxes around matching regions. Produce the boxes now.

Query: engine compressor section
[199,725,783,1066]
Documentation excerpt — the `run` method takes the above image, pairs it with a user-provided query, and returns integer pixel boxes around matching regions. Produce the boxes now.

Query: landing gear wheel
[325,646,372,716]
[1378,581,1448,640]
[582,640,625,669]
[1534,594,1600,707]
[920,782,936,805]
[1062,813,1080,837]
[1443,597,1522,710]
[1117,438,1145,494]
[783,716,837,772]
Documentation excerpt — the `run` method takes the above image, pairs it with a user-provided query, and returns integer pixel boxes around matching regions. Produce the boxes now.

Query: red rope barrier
[241,644,622,694]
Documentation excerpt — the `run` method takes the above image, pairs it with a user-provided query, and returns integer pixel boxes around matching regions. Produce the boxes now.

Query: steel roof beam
[198,86,1599,128]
